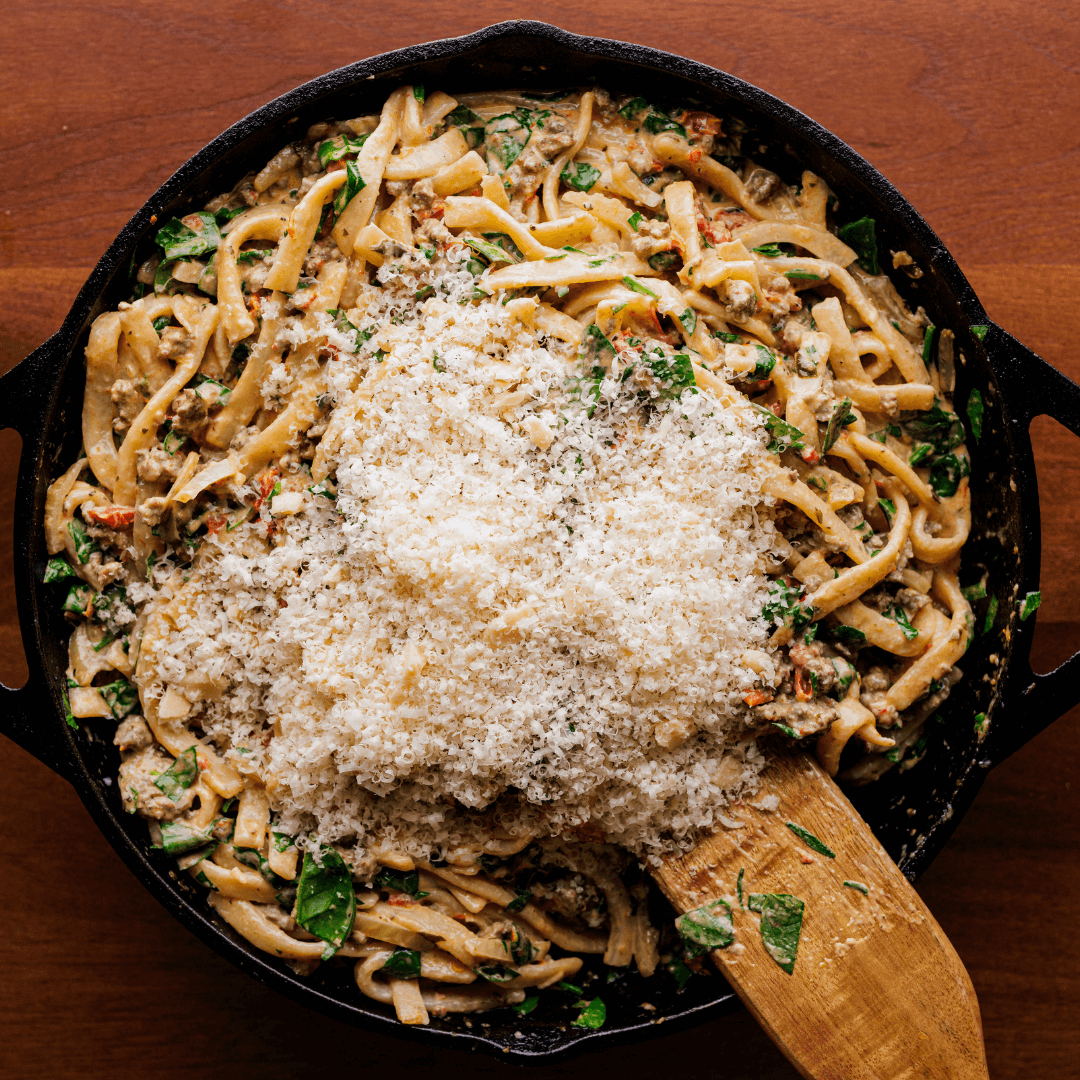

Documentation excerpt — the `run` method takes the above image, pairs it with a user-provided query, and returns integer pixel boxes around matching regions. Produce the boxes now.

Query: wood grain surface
[0,3,1077,1078]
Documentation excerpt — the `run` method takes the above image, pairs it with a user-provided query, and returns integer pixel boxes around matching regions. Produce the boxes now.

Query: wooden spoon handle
[651,750,988,1080]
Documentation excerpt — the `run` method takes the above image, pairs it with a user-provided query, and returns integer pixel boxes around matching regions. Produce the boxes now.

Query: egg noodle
[45,84,973,1024]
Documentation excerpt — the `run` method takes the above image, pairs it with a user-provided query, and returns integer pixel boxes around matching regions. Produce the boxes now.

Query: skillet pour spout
[1,20,1079,1063]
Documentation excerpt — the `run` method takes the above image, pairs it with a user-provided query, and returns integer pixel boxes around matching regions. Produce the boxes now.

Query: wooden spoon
[651,748,989,1080]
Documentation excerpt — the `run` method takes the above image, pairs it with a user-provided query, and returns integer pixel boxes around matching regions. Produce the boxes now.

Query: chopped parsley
[784,269,823,282]
[761,578,814,630]
[621,275,658,298]
[785,822,835,858]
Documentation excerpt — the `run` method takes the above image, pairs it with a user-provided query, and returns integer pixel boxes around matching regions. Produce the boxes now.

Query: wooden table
[1,3,1077,1077]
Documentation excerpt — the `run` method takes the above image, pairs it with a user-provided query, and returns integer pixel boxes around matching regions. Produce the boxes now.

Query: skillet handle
[979,323,1080,762]
[0,341,78,781]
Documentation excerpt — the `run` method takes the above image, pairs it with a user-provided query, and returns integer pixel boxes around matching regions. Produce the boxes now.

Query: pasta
[46,84,976,1023]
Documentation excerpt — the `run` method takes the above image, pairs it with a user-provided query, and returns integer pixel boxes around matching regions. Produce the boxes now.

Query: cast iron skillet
[2,20,1079,1064]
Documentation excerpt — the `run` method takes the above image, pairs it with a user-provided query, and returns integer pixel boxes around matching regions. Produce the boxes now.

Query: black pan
[2,20,1078,1064]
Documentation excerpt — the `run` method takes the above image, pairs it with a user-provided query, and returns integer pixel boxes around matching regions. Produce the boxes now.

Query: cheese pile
[151,264,784,860]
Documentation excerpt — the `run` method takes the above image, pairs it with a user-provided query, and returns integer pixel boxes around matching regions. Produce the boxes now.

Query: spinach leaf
[159,821,213,856]
[878,497,896,523]
[561,161,600,191]
[333,159,366,215]
[505,926,534,965]
[374,867,427,898]
[152,315,171,333]
[236,248,273,266]
[513,994,540,1015]
[381,947,421,978]
[646,351,696,397]
[571,998,607,1030]
[761,579,814,630]
[970,325,988,341]
[966,389,984,443]
[843,880,869,895]
[772,723,800,738]
[836,217,878,274]
[714,330,742,344]
[446,104,485,149]
[67,519,99,564]
[752,243,787,258]
[750,345,776,378]
[584,323,615,357]
[754,893,804,974]
[155,213,222,260]
[822,397,856,452]
[678,307,697,336]
[751,403,805,454]
[318,134,370,167]
[627,211,643,231]
[486,110,536,169]
[886,604,919,640]
[413,85,425,102]
[153,746,199,802]
[1018,591,1041,621]
[961,581,987,602]
[296,846,357,953]
[648,250,680,272]
[477,964,518,984]
[908,443,934,466]
[621,275,658,298]
[983,594,999,634]
[462,234,518,265]
[928,452,970,497]
[556,980,583,994]
[100,680,138,719]
[785,822,835,858]
[921,324,937,364]
[619,97,649,121]
[63,582,93,616]
[675,898,735,958]
[213,206,245,227]
[904,400,964,456]
[669,958,694,989]
[829,624,867,645]
[43,556,77,583]
[507,890,531,913]
[784,269,823,282]
[736,868,745,908]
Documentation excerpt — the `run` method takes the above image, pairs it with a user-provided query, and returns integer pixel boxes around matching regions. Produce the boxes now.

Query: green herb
[67,519,99,564]
[271,829,294,853]
[235,248,273,266]
[445,104,486,149]
[754,893,804,974]
[155,212,222,260]
[887,604,919,641]
[556,980,583,994]
[317,133,370,168]
[62,582,93,616]
[822,397,856,453]
[878,497,896,522]
[507,891,531,913]
[621,275,658,298]
[485,109,540,169]
[785,822,835,858]
[333,159,366,215]
[153,746,199,802]
[375,867,426,898]
[648,250,680,272]
[772,723,800,738]
[928,452,970,497]
[413,84,425,102]
[307,480,336,501]
[619,96,649,121]
[983,594,999,634]
[561,161,601,191]
[627,211,643,231]
[762,578,814,630]
[804,622,819,644]
[462,234,518,265]
[970,324,988,341]
[966,389,984,443]
[1018,591,1042,621]
[415,285,435,302]
[909,443,934,466]
[43,556,77,583]
[572,998,607,1030]
[159,821,213,856]
[296,846,357,954]
[100,680,138,719]
[974,712,988,734]
[752,243,787,258]
[843,880,869,895]
[678,307,698,336]
[869,429,888,444]
[213,206,245,227]
[784,269,823,282]
[162,426,185,456]
[737,867,745,909]
[921,324,937,364]
[513,994,540,1015]
[675,898,735,958]
[505,926,534,966]
[836,217,878,274]
[477,964,518,984]
[232,341,251,365]
[961,581,986,602]
[193,375,231,406]
[150,315,170,334]
[751,403,805,454]
[830,624,867,645]
[714,330,742,344]
[669,958,694,989]
[584,322,615,357]
[645,351,697,397]
[91,631,116,653]
[382,947,421,978]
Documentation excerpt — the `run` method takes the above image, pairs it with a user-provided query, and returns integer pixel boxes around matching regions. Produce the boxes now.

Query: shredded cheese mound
[155,269,783,861]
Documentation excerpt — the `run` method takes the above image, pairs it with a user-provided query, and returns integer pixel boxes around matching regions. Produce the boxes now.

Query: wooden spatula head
[651,749,988,1080]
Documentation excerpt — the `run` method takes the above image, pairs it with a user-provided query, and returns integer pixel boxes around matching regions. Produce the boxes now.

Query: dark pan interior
[12,21,1039,1062]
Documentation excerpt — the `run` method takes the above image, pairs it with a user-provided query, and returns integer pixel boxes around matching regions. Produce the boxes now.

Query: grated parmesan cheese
[152,265,785,863]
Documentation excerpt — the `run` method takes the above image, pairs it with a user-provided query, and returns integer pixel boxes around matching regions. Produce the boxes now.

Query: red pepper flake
[742,689,774,707]
[794,667,812,702]
[799,852,815,864]
[206,514,227,535]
